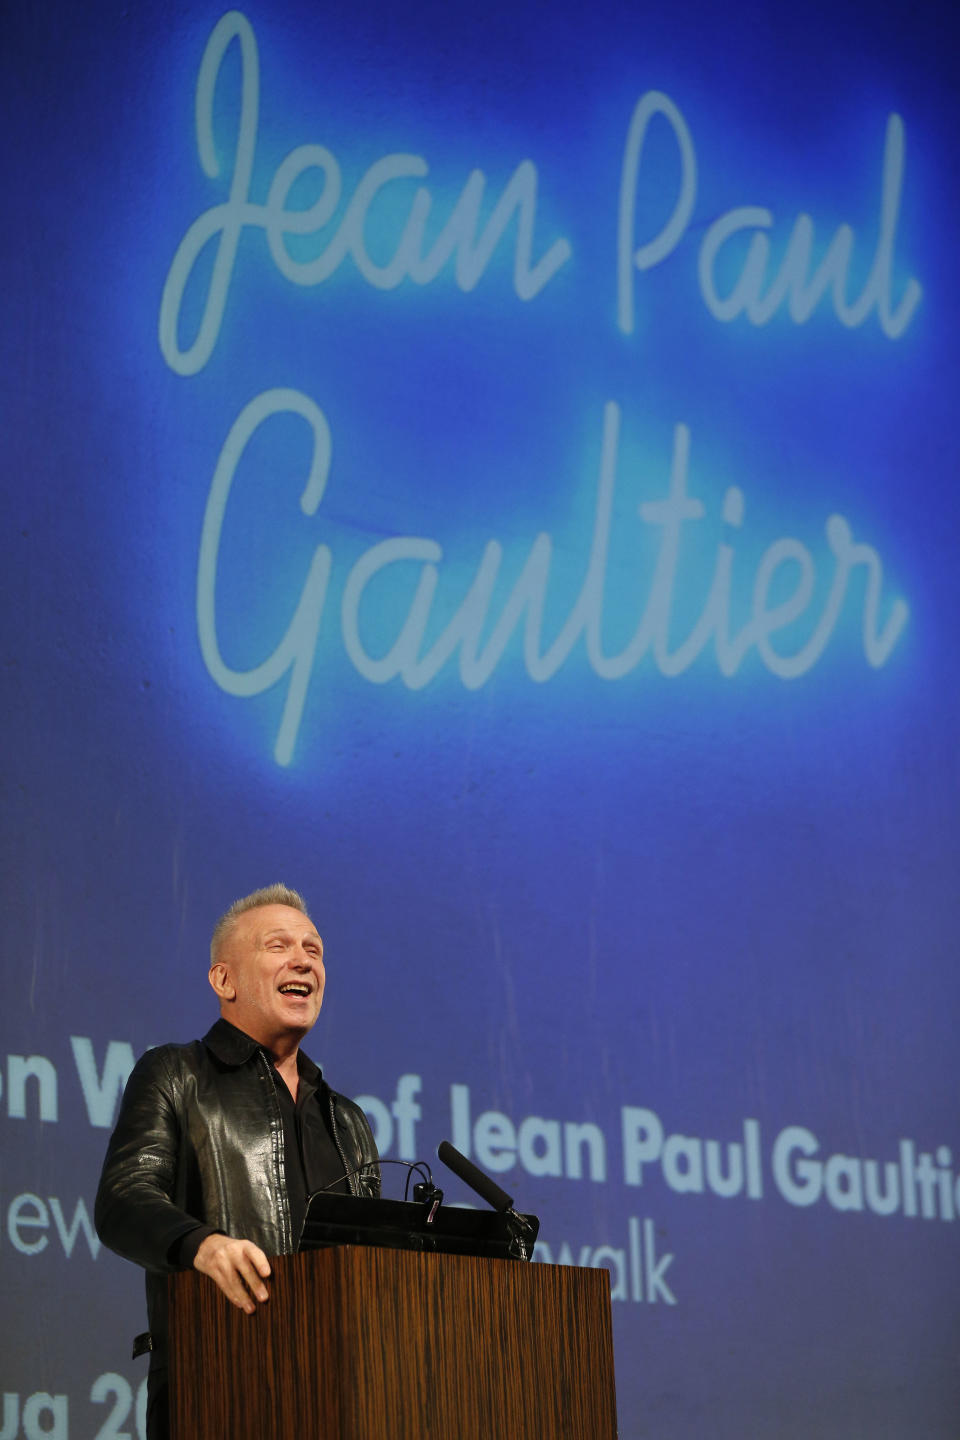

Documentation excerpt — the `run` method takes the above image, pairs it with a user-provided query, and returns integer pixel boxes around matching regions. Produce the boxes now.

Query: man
[95,884,380,1440]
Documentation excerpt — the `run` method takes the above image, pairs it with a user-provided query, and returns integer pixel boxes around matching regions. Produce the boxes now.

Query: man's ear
[209,961,236,1002]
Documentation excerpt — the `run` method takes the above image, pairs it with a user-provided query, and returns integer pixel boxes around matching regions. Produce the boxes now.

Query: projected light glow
[164,16,923,368]
[618,96,922,337]
[199,393,908,764]
[177,12,914,766]
[159,11,571,377]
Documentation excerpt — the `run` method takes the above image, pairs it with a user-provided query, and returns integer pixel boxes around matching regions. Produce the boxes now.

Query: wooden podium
[168,1246,617,1439]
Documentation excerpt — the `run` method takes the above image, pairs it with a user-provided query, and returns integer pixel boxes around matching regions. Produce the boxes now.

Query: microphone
[437,1141,535,1260]
[436,1141,513,1211]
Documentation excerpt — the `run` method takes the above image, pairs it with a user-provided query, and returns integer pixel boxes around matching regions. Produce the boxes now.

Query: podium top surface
[299,1190,540,1261]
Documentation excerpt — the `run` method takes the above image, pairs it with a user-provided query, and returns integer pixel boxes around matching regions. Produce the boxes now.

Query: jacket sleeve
[94,1046,216,1273]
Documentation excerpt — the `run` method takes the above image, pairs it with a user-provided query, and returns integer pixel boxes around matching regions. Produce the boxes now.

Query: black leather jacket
[95,1018,380,1364]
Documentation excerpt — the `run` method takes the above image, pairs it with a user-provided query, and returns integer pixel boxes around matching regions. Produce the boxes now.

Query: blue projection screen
[2,1,959,1436]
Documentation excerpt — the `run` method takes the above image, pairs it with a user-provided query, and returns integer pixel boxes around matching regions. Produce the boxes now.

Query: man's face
[210,904,326,1049]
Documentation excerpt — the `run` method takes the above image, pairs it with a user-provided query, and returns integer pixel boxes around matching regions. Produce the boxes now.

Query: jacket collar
[202,1017,322,1084]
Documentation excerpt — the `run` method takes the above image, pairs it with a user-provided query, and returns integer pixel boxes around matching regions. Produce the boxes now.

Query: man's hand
[193,1233,271,1314]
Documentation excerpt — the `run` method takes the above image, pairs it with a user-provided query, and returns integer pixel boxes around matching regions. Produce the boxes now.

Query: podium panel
[168,1246,617,1439]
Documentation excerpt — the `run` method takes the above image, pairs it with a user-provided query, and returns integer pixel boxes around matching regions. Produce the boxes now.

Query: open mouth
[278,983,312,997]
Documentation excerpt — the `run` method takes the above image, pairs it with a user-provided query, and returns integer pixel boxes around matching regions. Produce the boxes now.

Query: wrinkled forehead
[231,904,323,952]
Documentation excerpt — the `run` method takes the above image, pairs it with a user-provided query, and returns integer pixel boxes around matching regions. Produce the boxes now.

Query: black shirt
[274,1056,350,1247]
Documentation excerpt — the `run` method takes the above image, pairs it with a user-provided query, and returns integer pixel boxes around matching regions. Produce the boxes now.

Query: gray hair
[210,884,310,966]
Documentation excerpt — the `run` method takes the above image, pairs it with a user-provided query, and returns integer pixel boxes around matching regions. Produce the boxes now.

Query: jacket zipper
[328,1092,360,1196]
[258,1050,293,1251]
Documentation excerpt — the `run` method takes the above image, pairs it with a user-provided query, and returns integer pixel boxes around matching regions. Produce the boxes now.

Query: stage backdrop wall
[2,2,958,1436]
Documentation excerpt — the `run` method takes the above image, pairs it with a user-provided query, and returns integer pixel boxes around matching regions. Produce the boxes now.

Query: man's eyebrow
[260,927,322,944]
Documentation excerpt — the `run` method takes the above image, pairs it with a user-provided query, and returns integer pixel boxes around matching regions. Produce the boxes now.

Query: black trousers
[146,1368,169,1440]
